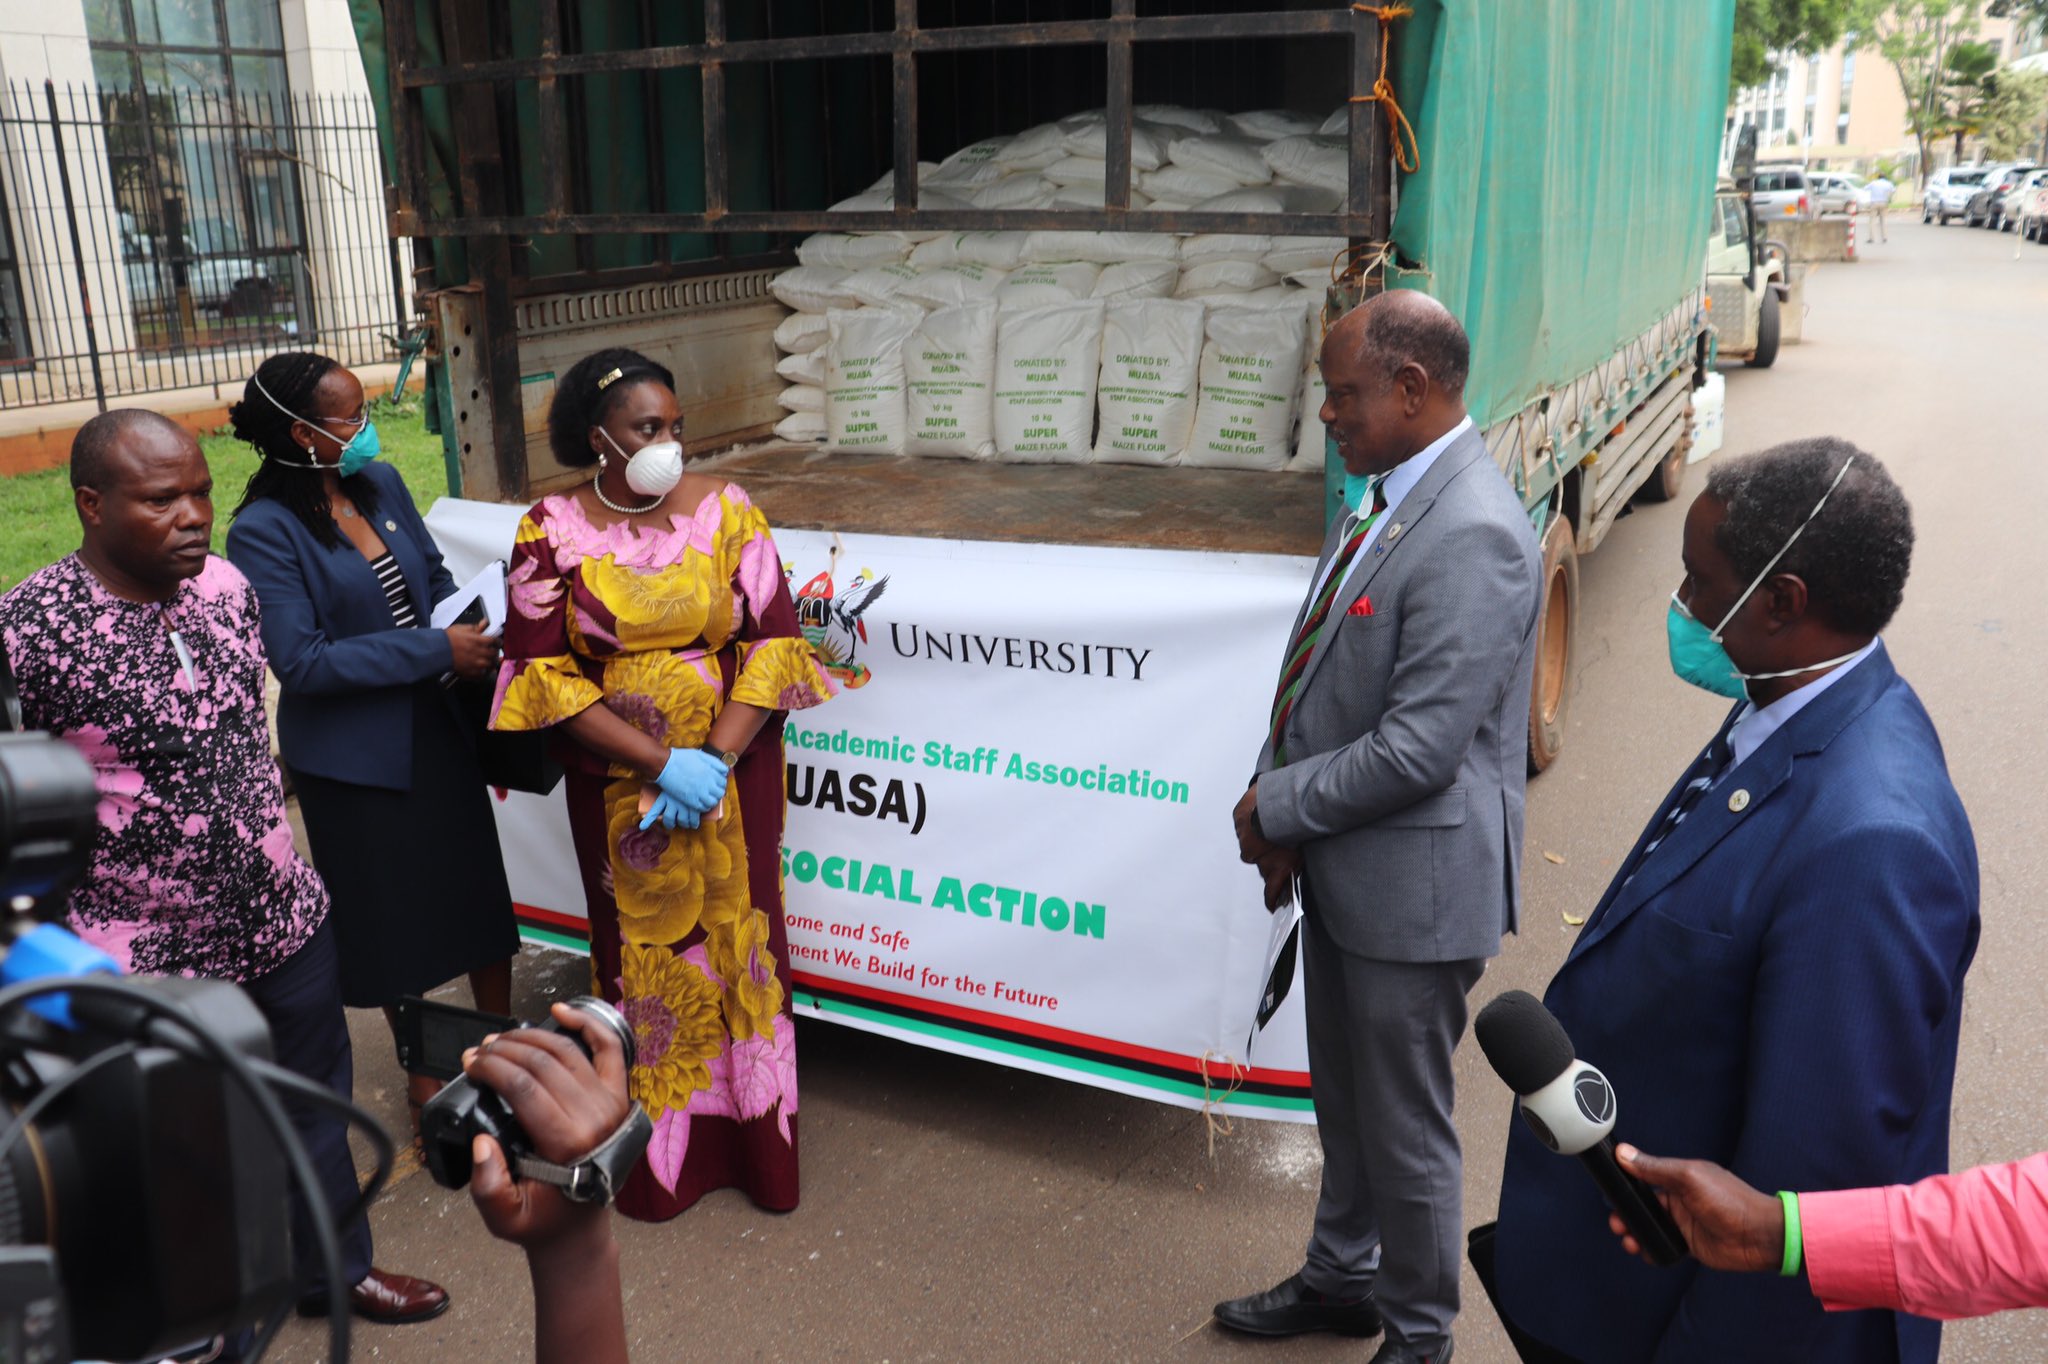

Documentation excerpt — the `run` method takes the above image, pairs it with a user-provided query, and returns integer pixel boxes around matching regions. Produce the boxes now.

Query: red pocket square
[1346,597,1375,617]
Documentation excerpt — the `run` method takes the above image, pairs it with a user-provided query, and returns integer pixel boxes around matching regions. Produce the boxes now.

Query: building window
[1804,111,1815,144]
[1986,39,2002,61]
[84,0,288,105]
[1772,107,1787,133]
[0,171,28,366]
[82,0,305,356]
[1837,112,1850,145]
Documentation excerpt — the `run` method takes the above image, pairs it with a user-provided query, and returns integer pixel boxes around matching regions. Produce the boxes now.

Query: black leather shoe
[1212,1272,1383,1338]
[1369,1334,1454,1364]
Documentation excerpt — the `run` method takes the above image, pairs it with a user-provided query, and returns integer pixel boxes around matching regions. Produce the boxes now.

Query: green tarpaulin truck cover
[1390,0,1735,426]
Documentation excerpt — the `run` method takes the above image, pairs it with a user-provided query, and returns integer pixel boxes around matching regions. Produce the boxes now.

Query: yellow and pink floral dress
[491,484,833,1219]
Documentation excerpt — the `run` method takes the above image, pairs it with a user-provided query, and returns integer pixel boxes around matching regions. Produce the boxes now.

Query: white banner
[426,497,1317,1120]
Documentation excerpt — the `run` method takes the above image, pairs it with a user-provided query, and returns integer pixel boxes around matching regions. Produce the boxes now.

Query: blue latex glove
[655,747,729,815]
[639,791,702,832]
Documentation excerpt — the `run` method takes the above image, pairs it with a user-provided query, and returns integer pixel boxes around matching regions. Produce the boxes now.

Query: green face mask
[1665,592,1746,698]
[1665,454,1865,700]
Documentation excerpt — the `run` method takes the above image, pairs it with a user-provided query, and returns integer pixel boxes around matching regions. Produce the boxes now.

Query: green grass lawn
[0,399,450,593]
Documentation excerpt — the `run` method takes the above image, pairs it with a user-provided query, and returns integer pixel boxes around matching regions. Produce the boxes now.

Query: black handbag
[448,676,563,795]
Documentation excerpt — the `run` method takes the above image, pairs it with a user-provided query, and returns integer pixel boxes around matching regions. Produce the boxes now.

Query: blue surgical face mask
[1343,472,1384,515]
[326,419,381,477]
[250,370,380,476]
[1666,454,1865,699]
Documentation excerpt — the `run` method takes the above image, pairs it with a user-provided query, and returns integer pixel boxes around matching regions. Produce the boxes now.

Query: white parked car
[1923,167,1989,225]
[1749,165,1815,221]
[1806,171,1866,214]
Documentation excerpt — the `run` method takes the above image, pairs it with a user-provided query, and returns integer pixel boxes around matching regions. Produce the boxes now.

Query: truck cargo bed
[697,443,1325,556]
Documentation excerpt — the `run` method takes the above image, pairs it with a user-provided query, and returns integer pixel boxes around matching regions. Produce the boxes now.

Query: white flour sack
[771,266,860,313]
[796,232,912,269]
[1060,120,1167,170]
[1266,236,1347,275]
[774,311,830,354]
[1288,363,1329,473]
[992,301,1106,464]
[1262,134,1349,195]
[911,231,1030,270]
[776,350,825,385]
[825,305,919,455]
[896,262,1008,309]
[1181,233,1274,265]
[777,384,825,414]
[1165,135,1272,186]
[841,262,927,308]
[1140,164,1242,203]
[1175,259,1279,297]
[1093,300,1204,466]
[927,137,1013,191]
[995,262,1103,310]
[1022,230,1179,265]
[1226,109,1321,142]
[1183,305,1309,470]
[905,302,999,460]
[775,411,826,443]
[1093,259,1180,301]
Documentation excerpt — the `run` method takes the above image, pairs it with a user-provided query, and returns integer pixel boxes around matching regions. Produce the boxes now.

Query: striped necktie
[1627,729,1734,882]
[1268,483,1388,765]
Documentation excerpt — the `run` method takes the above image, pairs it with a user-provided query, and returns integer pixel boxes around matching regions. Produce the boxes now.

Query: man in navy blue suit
[1476,439,1979,1364]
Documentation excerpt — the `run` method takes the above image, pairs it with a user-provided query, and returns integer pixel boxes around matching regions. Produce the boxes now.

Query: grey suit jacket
[1256,426,1542,963]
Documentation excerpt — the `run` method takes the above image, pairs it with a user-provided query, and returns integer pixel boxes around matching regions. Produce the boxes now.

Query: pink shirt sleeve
[1804,1151,2048,1320]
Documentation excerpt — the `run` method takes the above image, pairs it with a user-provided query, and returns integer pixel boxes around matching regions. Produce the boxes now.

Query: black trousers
[237,920,374,1291]
[1468,1222,1586,1364]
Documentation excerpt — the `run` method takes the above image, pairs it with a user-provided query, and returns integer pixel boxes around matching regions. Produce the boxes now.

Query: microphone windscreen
[1474,990,1576,1095]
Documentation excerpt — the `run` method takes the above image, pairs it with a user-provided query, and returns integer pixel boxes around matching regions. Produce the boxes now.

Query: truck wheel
[1639,425,1687,503]
[1528,514,1579,776]
[1746,289,1781,369]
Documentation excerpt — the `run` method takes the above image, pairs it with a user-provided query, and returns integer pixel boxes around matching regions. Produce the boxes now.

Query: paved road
[269,215,2048,1362]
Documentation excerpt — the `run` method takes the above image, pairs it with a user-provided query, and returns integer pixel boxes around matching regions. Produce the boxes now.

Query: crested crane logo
[787,537,889,690]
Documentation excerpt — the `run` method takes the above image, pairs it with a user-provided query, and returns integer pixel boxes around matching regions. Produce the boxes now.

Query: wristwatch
[513,1101,654,1205]
[700,743,740,770]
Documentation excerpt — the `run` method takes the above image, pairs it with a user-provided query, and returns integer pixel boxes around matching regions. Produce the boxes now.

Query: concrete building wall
[0,0,401,407]
[1725,15,2026,177]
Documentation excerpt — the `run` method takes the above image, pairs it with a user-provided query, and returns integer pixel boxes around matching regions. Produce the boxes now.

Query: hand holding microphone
[1474,990,1689,1267]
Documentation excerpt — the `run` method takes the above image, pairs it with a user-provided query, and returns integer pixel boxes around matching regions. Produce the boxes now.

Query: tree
[1978,66,2048,156]
[1935,39,2000,158]
[1847,0,1988,177]
[1731,0,1860,91]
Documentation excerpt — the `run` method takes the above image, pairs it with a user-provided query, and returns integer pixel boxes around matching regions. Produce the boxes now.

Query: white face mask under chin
[599,428,685,498]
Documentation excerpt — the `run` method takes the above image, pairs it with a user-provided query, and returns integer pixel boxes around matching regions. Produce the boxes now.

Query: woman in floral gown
[491,348,833,1220]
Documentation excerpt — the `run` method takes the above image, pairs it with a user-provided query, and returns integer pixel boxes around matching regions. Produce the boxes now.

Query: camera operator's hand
[462,1001,631,1249]
[462,1001,632,1364]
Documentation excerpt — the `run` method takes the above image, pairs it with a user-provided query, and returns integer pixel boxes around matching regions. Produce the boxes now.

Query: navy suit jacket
[1494,644,1978,1364]
[225,462,458,790]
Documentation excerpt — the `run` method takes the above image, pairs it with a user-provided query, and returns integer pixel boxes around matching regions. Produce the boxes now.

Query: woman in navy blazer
[225,352,518,1122]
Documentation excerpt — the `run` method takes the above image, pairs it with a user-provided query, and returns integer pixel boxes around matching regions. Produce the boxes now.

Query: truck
[353,0,1736,1117]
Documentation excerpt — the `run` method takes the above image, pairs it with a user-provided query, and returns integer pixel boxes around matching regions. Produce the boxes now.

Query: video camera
[0,715,391,1363]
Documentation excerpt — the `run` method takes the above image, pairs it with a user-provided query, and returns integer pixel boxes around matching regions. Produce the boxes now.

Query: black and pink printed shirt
[0,553,327,982]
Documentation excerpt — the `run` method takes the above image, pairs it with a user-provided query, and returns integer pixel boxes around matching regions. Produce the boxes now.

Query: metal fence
[0,80,411,411]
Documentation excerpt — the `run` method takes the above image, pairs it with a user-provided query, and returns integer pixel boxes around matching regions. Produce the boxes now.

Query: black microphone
[1474,990,1688,1267]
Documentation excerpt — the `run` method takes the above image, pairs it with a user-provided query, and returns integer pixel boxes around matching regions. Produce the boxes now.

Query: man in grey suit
[1219,292,1542,1364]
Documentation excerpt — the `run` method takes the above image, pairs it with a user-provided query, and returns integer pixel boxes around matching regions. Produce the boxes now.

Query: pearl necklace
[592,467,662,516]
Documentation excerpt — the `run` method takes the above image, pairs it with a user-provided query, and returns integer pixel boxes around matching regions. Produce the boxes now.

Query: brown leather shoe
[298,1268,450,1324]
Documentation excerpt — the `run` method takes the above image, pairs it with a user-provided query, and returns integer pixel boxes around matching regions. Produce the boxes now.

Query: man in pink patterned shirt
[1605,1141,2048,1321]
[0,410,446,1345]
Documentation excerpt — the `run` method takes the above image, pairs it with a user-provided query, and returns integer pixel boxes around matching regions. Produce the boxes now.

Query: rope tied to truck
[1349,3,1418,175]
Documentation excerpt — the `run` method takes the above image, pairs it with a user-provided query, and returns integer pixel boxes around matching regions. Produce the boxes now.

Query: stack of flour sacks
[769,105,1352,472]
